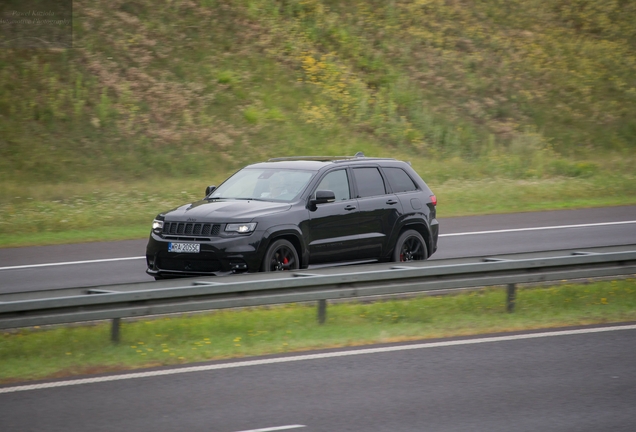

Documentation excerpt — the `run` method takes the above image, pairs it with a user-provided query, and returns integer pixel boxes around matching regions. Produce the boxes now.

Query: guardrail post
[111,318,121,343]
[317,299,327,324]
[506,284,516,313]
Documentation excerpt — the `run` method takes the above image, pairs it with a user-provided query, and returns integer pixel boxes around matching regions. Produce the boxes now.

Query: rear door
[351,166,403,259]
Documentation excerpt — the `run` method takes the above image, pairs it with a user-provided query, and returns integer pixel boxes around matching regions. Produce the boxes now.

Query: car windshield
[209,168,316,202]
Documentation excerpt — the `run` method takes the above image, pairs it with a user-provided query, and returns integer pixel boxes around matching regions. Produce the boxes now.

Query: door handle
[386,199,398,205]
[344,205,357,211]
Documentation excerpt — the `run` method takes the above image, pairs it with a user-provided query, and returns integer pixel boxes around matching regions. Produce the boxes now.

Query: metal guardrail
[1,249,636,341]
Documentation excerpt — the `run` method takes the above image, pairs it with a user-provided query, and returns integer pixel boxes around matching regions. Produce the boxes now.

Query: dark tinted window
[384,168,418,193]
[353,167,386,198]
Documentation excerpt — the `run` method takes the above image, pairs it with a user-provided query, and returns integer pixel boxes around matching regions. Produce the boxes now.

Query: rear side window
[384,168,418,193]
[353,167,387,198]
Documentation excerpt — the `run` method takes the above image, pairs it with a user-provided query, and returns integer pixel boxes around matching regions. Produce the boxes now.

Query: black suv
[146,153,438,278]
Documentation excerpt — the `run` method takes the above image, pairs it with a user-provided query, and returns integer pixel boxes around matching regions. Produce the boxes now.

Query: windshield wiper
[233,197,268,201]
[208,197,267,201]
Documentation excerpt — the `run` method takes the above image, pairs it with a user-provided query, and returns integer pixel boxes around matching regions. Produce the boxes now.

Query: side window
[384,168,418,193]
[316,169,350,201]
[353,167,387,198]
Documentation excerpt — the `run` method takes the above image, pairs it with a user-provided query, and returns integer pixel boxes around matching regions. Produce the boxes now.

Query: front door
[307,169,364,264]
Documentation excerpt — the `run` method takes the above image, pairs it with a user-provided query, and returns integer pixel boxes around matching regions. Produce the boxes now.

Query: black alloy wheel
[393,229,428,262]
[262,239,300,272]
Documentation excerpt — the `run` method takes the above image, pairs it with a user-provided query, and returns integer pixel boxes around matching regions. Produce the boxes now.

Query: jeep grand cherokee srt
[146,153,438,278]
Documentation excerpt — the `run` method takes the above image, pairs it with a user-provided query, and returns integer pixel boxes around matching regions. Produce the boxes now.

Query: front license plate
[168,242,200,253]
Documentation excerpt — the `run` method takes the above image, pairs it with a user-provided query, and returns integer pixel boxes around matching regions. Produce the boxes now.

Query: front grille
[163,222,221,237]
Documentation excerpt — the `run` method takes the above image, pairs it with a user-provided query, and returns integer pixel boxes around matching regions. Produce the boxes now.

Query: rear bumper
[430,218,439,255]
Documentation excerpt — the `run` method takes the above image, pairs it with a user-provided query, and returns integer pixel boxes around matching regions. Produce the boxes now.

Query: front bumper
[145,231,263,278]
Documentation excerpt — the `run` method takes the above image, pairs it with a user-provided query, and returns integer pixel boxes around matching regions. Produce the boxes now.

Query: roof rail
[268,153,366,162]
[266,152,400,163]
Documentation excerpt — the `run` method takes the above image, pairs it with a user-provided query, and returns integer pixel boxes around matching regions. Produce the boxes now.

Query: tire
[392,229,428,262]
[261,239,300,272]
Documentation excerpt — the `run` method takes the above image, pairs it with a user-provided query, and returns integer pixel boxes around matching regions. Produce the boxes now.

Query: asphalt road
[1,325,635,432]
[0,205,635,293]
[1,208,635,431]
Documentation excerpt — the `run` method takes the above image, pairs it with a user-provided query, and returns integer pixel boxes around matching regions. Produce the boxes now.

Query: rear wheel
[392,229,428,262]
[261,239,300,272]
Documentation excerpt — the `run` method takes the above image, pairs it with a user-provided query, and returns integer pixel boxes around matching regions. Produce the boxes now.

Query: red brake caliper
[283,257,289,265]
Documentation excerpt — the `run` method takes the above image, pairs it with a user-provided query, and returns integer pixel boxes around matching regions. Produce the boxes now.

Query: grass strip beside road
[1,279,635,385]
[2,173,636,248]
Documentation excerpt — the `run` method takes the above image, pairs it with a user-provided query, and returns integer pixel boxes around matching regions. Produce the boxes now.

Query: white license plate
[168,242,200,253]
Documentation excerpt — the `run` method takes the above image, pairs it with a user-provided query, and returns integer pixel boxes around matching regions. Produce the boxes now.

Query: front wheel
[392,229,428,262]
[261,239,300,272]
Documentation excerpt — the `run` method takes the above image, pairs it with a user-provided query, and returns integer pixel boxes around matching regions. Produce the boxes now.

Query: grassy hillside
[1,0,635,245]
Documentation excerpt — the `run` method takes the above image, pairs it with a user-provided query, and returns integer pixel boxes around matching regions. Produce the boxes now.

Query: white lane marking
[234,426,306,432]
[439,220,636,237]
[0,256,145,271]
[1,324,634,394]
[2,221,635,271]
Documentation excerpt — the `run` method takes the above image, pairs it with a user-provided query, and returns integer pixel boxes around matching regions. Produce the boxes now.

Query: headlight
[152,219,164,234]
[225,222,257,233]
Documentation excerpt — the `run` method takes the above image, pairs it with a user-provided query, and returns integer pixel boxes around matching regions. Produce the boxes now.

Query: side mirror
[310,190,336,208]
[205,185,216,196]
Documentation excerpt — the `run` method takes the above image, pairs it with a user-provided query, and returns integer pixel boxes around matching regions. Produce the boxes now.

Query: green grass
[1,0,635,184]
[1,1,635,247]
[2,163,635,248]
[0,170,636,247]
[434,175,636,217]
[2,278,635,384]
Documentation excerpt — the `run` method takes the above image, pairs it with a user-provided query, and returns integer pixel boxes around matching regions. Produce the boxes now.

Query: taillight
[430,194,437,206]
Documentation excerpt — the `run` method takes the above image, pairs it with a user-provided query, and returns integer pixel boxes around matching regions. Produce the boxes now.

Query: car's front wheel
[262,239,300,272]
[393,229,428,262]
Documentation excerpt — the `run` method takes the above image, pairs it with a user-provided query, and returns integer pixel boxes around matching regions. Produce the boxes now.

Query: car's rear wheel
[262,239,300,272]
[393,229,428,262]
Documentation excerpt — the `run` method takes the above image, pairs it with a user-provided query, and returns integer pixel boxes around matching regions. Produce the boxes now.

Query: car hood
[164,199,292,222]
